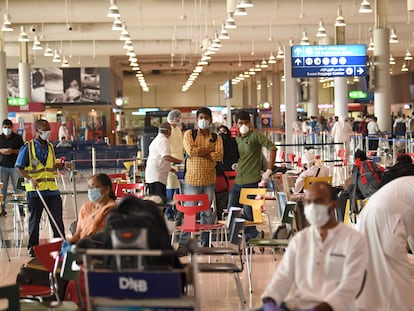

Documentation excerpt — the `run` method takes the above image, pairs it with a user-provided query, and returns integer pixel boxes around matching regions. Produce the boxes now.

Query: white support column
[250,78,257,108]
[373,28,391,132]
[18,42,31,101]
[272,72,281,128]
[308,78,319,117]
[334,78,348,119]
[0,51,8,121]
[284,46,297,150]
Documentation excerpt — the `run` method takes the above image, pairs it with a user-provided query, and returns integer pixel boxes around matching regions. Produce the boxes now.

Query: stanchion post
[92,147,96,176]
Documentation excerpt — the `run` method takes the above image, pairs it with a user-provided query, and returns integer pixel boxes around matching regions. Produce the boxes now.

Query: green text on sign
[8,98,28,106]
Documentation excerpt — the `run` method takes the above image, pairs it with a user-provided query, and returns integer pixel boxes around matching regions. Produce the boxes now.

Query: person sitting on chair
[261,182,368,311]
[292,159,330,194]
[68,173,116,244]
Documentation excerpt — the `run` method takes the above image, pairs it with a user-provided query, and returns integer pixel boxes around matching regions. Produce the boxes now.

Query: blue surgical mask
[39,130,51,141]
[88,188,103,203]
[2,128,11,136]
[198,119,210,130]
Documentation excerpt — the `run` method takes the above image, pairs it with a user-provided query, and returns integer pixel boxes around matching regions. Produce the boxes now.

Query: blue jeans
[0,166,21,210]
[178,183,215,246]
[228,181,261,241]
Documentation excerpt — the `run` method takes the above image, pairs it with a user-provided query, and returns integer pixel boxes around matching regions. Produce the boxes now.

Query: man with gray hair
[145,122,183,200]
[166,109,184,220]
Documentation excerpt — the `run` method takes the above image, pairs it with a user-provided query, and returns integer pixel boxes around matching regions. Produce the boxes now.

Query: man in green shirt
[227,110,276,241]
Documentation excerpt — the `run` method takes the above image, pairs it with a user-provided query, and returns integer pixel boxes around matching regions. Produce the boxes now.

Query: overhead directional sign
[291,44,367,78]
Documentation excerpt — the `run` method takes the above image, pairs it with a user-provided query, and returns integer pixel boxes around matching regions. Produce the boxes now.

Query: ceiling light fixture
[119,25,131,41]
[389,54,396,65]
[268,52,276,64]
[234,7,247,16]
[224,13,237,29]
[389,26,399,43]
[44,44,53,57]
[2,13,12,32]
[2,0,13,32]
[335,5,346,27]
[300,29,310,45]
[32,35,42,50]
[237,0,253,8]
[261,58,268,68]
[18,26,29,42]
[316,19,327,38]
[107,0,120,18]
[276,45,285,59]
[358,0,373,13]
[52,50,61,63]
[404,49,413,61]
[401,63,409,72]
[219,23,230,39]
[112,17,123,31]
[61,56,69,67]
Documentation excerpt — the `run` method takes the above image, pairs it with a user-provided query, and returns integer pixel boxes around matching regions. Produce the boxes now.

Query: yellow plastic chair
[303,176,333,190]
[239,188,272,236]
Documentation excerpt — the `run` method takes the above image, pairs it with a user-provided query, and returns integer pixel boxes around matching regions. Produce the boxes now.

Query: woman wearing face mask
[68,173,116,243]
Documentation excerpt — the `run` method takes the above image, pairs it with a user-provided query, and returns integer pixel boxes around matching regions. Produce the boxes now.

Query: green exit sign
[348,90,368,99]
[8,97,28,106]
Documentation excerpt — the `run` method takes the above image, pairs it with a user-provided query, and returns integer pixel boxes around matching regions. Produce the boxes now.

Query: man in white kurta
[145,123,182,199]
[356,176,414,311]
[262,182,368,311]
[166,109,185,220]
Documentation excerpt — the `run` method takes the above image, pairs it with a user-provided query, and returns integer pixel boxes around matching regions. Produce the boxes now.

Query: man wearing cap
[145,122,182,200]
[166,109,185,220]
[58,121,69,143]
[0,119,24,216]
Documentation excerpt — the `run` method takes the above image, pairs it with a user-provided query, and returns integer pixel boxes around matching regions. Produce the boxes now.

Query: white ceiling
[1,0,413,87]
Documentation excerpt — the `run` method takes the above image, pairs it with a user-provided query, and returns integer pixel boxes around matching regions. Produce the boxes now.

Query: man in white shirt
[58,121,69,142]
[261,182,368,311]
[367,116,381,152]
[356,176,414,311]
[145,123,182,200]
[293,159,330,194]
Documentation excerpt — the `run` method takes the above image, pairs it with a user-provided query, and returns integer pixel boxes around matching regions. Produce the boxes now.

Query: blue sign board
[291,44,367,78]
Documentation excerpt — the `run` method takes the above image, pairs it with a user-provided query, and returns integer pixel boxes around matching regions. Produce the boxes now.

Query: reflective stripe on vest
[25,140,58,192]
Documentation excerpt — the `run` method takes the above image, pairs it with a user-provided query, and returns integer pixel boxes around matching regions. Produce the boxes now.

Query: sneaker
[176,244,189,257]
[0,210,6,216]
[28,247,35,258]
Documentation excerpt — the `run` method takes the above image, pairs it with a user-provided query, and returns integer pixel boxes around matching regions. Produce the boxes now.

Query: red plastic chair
[19,239,63,302]
[337,149,348,166]
[115,183,145,198]
[172,193,224,246]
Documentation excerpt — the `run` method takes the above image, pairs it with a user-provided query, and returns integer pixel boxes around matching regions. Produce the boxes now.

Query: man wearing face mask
[227,110,277,241]
[176,107,223,255]
[15,119,66,257]
[0,119,24,216]
[261,182,368,311]
[166,109,185,220]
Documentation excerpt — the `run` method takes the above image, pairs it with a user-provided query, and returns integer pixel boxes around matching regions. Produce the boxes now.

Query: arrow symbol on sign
[357,67,364,75]
[294,58,302,65]
[294,47,302,55]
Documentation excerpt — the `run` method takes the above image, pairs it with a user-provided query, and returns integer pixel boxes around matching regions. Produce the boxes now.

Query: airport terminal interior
[1,0,414,310]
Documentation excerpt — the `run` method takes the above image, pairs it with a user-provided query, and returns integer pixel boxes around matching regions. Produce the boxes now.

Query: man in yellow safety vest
[15,119,66,257]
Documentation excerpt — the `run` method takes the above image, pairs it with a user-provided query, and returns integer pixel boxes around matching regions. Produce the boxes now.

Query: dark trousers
[147,182,167,198]
[27,194,65,248]
[227,181,261,241]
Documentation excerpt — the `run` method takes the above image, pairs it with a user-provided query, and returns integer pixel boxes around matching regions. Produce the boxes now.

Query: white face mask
[39,130,51,141]
[2,128,11,136]
[239,124,250,135]
[304,203,331,228]
[198,119,210,130]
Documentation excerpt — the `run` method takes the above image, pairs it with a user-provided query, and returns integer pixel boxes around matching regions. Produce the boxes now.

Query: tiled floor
[0,170,283,311]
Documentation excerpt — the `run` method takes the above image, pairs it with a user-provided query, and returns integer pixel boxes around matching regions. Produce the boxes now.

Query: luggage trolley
[76,247,199,311]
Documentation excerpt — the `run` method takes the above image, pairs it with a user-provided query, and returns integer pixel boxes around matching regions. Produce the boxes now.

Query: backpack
[349,159,383,214]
